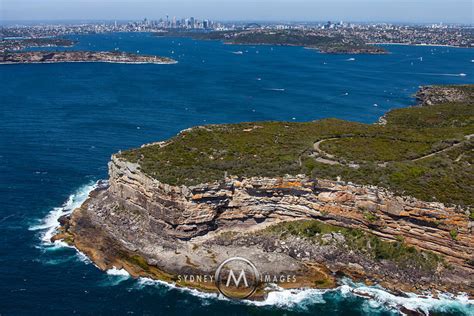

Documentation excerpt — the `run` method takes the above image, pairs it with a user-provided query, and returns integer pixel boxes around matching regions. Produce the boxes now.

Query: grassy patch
[320,137,434,162]
[384,101,474,128]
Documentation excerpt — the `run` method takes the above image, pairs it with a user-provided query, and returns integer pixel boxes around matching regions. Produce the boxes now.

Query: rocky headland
[0,37,77,53]
[416,85,474,106]
[1,51,176,65]
[53,85,473,305]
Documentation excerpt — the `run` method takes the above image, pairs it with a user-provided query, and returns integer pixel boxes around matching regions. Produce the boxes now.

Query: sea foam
[247,280,474,315]
[129,276,473,315]
[107,267,130,277]
[30,182,473,315]
[30,181,98,245]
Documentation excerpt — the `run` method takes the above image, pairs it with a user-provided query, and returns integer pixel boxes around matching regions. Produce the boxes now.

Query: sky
[1,0,473,24]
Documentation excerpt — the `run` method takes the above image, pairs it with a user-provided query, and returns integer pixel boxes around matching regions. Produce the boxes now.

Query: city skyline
[1,0,473,24]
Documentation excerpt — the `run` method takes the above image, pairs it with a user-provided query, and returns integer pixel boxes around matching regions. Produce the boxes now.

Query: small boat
[265,88,285,92]
[232,51,243,55]
[459,73,467,77]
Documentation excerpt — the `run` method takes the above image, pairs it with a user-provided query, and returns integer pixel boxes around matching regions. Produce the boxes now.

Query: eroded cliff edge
[54,85,474,300]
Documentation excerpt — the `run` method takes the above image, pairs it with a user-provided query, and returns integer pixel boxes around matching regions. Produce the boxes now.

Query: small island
[53,85,473,310]
[0,51,177,65]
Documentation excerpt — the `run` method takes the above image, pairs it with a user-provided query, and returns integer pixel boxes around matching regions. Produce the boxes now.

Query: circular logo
[214,257,260,299]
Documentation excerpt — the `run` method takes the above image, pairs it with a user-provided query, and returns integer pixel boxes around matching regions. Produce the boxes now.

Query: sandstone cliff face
[106,155,472,267]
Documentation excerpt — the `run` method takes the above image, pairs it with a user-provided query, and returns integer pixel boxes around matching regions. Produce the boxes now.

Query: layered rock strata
[55,154,473,297]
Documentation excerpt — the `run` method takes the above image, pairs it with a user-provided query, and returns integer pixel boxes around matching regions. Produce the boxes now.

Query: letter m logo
[225,269,248,288]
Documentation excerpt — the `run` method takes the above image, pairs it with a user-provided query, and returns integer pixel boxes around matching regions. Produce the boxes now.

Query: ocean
[0,32,473,315]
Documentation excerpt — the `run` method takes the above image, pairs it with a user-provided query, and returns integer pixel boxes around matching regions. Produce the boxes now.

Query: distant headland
[157,29,388,54]
[0,51,177,65]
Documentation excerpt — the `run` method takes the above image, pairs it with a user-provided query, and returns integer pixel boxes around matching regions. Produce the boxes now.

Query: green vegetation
[450,229,458,240]
[385,97,474,129]
[364,212,378,222]
[267,220,339,238]
[267,220,442,270]
[320,137,435,162]
[119,85,474,206]
[158,29,386,54]
[129,254,151,272]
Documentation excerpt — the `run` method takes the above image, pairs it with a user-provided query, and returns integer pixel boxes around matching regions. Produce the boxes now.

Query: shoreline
[221,41,388,54]
[0,60,178,65]
[45,181,474,315]
[1,51,177,65]
[47,85,474,311]
[369,42,472,49]
[52,157,473,300]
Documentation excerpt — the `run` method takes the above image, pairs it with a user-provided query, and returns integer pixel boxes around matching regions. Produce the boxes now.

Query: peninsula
[157,29,387,54]
[0,37,77,53]
[53,85,474,309]
[0,51,177,65]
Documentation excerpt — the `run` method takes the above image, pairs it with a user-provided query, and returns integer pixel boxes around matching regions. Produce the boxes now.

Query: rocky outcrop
[55,154,473,298]
[416,85,473,106]
[105,155,472,264]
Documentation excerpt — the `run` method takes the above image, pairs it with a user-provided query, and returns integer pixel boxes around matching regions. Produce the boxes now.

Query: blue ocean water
[0,32,473,315]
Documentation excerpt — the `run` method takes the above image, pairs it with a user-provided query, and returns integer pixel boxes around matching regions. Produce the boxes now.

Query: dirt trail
[308,134,473,166]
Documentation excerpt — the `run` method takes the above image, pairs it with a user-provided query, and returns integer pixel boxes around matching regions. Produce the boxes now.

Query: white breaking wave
[133,277,221,301]
[349,285,474,315]
[30,181,99,245]
[30,182,473,314]
[75,251,93,264]
[246,280,474,315]
[102,267,131,286]
[250,287,326,309]
[130,276,473,314]
[107,267,130,277]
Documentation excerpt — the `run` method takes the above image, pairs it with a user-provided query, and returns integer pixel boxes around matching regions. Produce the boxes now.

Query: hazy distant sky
[1,0,473,23]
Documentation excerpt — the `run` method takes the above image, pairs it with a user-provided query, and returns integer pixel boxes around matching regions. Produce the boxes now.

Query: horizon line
[1,18,473,26]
